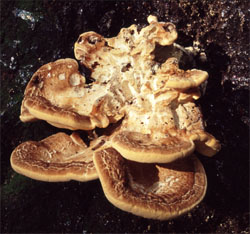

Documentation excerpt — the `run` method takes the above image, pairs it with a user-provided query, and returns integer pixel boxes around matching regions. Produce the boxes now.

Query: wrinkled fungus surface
[10,15,220,220]
[1,1,249,233]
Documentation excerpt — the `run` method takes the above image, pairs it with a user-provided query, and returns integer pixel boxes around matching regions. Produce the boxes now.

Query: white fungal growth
[69,73,80,86]
[58,73,66,80]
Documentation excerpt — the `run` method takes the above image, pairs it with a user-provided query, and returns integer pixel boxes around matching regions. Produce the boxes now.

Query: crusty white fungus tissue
[11,15,220,220]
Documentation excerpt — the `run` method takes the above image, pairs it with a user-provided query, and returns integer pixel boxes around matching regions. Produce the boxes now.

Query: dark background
[1,0,249,233]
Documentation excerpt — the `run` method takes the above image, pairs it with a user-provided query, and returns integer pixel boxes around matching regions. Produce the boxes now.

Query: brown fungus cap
[108,98,220,163]
[156,57,208,89]
[20,58,93,130]
[94,148,207,220]
[20,58,125,130]
[10,132,107,182]
[110,131,195,163]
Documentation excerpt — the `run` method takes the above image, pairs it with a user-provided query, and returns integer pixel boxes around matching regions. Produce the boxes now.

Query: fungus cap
[156,58,208,89]
[20,58,124,130]
[10,132,108,182]
[94,148,207,220]
[111,131,195,163]
[190,130,221,156]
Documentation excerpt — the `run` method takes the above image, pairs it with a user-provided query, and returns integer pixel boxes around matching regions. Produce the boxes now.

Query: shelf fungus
[10,16,220,220]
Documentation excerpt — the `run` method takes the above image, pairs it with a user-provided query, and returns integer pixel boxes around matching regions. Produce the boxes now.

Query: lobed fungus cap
[10,15,221,221]
[11,132,107,182]
[93,147,207,220]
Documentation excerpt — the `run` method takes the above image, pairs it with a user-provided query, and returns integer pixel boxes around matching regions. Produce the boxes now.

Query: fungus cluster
[11,16,220,220]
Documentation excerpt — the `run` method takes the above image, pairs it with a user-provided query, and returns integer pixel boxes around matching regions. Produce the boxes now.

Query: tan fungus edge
[110,131,195,163]
[165,70,209,89]
[10,156,98,182]
[23,97,95,131]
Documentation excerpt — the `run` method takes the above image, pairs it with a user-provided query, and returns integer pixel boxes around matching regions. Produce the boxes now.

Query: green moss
[1,171,33,201]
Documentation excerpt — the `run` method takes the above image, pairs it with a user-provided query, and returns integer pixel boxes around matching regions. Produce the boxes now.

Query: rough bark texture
[1,0,249,233]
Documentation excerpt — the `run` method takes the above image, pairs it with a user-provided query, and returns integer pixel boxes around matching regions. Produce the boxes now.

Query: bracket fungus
[10,16,220,220]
